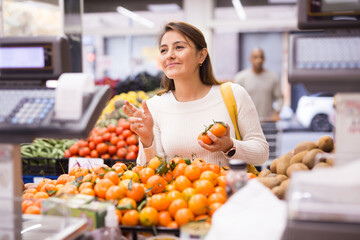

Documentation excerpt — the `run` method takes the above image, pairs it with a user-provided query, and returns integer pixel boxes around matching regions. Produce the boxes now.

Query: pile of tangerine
[22,157,233,228]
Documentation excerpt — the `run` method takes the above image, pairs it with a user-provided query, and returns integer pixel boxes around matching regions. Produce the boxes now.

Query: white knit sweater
[137,83,269,166]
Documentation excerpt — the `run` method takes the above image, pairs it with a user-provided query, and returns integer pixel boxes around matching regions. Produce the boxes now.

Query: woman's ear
[199,48,208,63]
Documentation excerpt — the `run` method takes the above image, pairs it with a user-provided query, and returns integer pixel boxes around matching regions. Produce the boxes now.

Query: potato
[267,173,278,178]
[271,185,286,200]
[270,158,277,173]
[280,179,290,190]
[313,162,331,170]
[259,168,271,178]
[289,150,309,165]
[302,149,325,169]
[276,174,288,183]
[286,163,309,177]
[257,176,282,189]
[276,152,293,175]
[294,141,318,154]
[316,135,334,152]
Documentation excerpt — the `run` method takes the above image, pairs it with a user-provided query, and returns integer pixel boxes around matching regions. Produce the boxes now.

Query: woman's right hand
[123,100,154,148]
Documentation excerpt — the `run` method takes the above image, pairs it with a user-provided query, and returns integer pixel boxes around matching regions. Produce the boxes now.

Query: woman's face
[159,30,204,81]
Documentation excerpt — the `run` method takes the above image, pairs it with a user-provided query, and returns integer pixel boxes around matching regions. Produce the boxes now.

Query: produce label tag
[335,93,360,164]
[68,157,104,173]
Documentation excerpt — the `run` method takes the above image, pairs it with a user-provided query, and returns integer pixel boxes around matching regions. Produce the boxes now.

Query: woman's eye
[160,49,167,54]
[176,46,184,50]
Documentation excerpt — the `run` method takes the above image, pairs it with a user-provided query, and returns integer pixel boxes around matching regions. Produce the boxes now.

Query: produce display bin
[120,225,180,240]
[22,157,136,183]
[257,121,281,170]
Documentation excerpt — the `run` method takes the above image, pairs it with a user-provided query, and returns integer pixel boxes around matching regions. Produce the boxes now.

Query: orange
[184,165,202,182]
[165,184,176,192]
[175,208,194,227]
[66,175,75,183]
[209,202,223,217]
[74,168,89,180]
[122,170,140,183]
[217,176,227,188]
[220,167,229,176]
[182,187,196,202]
[150,193,170,211]
[148,157,162,170]
[24,205,41,215]
[168,198,188,218]
[78,182,93,192]
[69,166,81,176]
[112,162,127,171]
[167,190,182,203]
[199,170,218,186]
[117,197,137,214]
[121,209,139,226]
[33,191,49,199]
[22,199,34,213]
[247,172,257,179]
[139,207,158,226]
[193,158,209,172]
[158,211,173,227]
[24,188,37,195]
[132,165,144,174]
[188,194,208,216]
[40,183,57,196]
[139,167,155,184]
[208,193,226,205]
[36,178,52,192]
[172,163,187,178]
[207,163,221,174]
[146,175,167,194]
[104,171,120,185]
[194,179,214,197]
[214,186,227,197]
[163,171,174,183]
[22,193,35,199]
[126,182,145,202]
[79,188,95,196]
[167,221,179,228]
[59,183,78,195]
[94,178,114,199]
[106,185,126,201]
[119,179,131,189]
[91,164,110,178]
[195,214,211,223]
[169,157,185,165]
[174,175,192,192]
[56,174,70,185]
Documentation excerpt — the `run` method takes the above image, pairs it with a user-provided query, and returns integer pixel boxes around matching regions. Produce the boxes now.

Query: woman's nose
[167,48,175,59]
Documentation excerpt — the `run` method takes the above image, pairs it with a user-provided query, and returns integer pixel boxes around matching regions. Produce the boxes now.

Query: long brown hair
[157,21,219,95]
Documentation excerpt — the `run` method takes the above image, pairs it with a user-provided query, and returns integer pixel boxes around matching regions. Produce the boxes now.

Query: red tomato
[127,145,139,153]
[97,127,108,136]
[116,140,126,149]
[69,145,79,155]
[88,141,96,150]
[64,150,71,158]
[108,145,117,156]
[117,148,127,159]
[122,129,132,139]
[79,147,91,157]
[90,150,99,158]
[93,136,103,144]
[115,127,123,136]
[107,124,117,133]
[126,151,137,160]
[101,154,111,159]
[110,136,119,146]
[126,135,138,146]
[96,143,108,155]
[102,132,111,142]
[118,118,130,129]
[77,140,88,148]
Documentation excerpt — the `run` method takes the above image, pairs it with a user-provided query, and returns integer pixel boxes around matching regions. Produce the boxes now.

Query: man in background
[234,47,283,121]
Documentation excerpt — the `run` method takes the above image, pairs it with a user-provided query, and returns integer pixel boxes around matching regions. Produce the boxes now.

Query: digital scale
[0,36,111,239]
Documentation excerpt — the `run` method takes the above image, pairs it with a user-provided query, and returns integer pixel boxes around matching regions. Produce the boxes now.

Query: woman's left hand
[198,124,234,153]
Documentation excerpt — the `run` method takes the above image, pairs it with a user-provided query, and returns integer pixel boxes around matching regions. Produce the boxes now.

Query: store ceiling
[83,0,297,13]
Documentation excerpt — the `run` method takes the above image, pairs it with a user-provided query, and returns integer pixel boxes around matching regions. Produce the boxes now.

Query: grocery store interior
[0,0,360,239]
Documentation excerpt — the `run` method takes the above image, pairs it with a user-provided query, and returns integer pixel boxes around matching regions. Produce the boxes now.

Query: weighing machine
[0,36,111,239]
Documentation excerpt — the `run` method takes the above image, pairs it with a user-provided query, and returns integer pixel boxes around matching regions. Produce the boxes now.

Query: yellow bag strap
[220,82,241,140]
[220,82,259,176]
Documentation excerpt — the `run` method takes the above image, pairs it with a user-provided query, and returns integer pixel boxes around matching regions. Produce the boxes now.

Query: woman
[124,21,269,166]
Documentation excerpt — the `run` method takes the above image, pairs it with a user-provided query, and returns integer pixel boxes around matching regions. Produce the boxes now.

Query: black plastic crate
[22,157,136,176]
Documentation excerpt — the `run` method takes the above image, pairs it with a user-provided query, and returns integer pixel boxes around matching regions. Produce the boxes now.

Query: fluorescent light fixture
[232,0,247,20]
[117,6,155,28]
[148,3,180,12]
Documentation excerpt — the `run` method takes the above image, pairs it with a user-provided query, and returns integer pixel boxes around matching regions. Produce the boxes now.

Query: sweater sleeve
[230,83,269,164]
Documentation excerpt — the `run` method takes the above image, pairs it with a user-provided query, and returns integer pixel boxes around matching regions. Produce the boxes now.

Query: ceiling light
[232,0,247,20]
[117,6,155,28]
[148,3,180,12]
